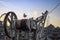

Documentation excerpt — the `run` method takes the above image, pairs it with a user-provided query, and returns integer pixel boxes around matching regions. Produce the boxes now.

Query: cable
[46,3,60,26]
[49,3,60,13]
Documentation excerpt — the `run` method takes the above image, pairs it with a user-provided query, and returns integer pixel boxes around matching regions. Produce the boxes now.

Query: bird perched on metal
[23,13,27,17]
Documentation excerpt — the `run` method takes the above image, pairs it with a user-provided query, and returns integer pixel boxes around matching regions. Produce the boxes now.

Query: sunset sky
[0,0,60,27]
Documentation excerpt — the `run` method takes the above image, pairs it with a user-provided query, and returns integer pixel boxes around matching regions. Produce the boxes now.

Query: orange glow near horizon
[0,12,60,27]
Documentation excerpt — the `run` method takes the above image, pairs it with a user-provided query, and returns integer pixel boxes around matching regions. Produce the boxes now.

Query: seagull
[23,13,27,17]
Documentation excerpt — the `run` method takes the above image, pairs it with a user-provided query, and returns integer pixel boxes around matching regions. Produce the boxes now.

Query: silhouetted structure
[0,11,60,40]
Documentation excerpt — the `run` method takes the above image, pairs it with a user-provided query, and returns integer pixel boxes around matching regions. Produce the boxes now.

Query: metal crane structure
[3,10,48,40]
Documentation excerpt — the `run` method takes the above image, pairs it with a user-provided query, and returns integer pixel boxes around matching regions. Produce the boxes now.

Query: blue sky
[0,0,60,27]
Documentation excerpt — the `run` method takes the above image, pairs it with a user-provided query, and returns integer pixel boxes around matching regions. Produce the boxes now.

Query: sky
[0,0,60,27]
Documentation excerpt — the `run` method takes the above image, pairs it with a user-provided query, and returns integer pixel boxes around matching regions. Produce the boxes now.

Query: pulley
[4,11,17,39]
